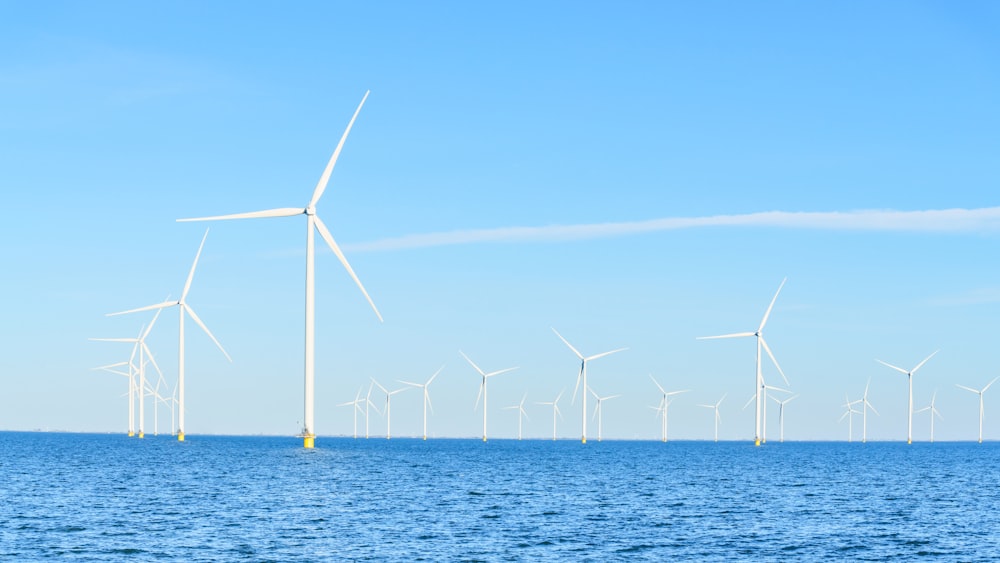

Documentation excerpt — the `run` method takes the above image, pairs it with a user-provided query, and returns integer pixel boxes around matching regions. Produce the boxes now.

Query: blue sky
[2,2,1000,441]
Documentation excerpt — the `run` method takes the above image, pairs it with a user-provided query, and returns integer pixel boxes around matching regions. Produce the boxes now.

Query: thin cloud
[343,207,1000,253]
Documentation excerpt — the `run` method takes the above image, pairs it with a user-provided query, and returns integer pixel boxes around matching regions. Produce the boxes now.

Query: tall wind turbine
[503,394,529,440]
[589,387,620,442]
[400,365,444,440]
[336,387,364,439]
[956,376,999,443]
[536,390,564,441]
[649,375,688,443]
[698,394,726,442]
[839,394,862,442]
[698,278,788,446]
[769,394,797,443]
[461,350,518,442]
[107,229,231,442]
[371,379,408,440]
[91,311,165,438]
[860,378,878,443]
[552,328,627,444]
[914,391,942,442]
[177,91,382,449]
[876,350,938,444]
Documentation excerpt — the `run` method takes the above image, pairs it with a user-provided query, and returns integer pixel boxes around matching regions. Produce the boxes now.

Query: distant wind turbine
[914,391,943,442]
[876,350,938,444]
[956,376,999,443]
[698,394,726,442]
[400,365,444,440]
[536,390,564,441]
[860,378,878,443]
[649,375,688,442]
[336,387,364,439]
[178,91,382,449]
[364,381,381,439]
[839,394,862,442]
[769,394,797,443]
[552,328,627,444]
[503,394,529,440]
[371,379,408,440]
[589,387,620,442]
[461,350,518,442]
[699,278,788,446]
[107,229,231,442]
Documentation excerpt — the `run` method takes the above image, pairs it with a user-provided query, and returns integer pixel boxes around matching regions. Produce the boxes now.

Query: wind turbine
[460,350,518,442]
[107,229,231,442]
[769,394,797,443]
[503,394,529,440]
[698,278,788,446]
[336,387,364,439]
[649,375,688,443]
[956,376,999,443]
[536,390,564,441]
[839,394,862,442]
[698,394,726,442]
[589,387,620,442]
[371,379,408,439]
[400,365,444,440]
[91,310,165,438]
[876,350,938,444]
[860,378,879,443]
[552,328,627,444]
[178,91,382,449]
[914,391,943,442]
[364,381,381,439]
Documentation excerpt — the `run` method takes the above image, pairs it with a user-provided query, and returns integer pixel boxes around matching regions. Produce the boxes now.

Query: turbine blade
[314,215,383,323]
[427,365,445,386]
[370,379,388,394]
[485,366,518,378]
[309,90,370,208]
[571,364,583,405]
[142,308,165,340]
[106,301,176,317]
[398,380,422,387]
[742,394,755,410]
[910,350,939,374]
[141,342,164,380]
[426,390,434,415]
[185,305,232,362]
[475,380,484,410]
[984,376,1000,393]
[697,332,756,340]
[459,351,486,376]
[551,328,584,360]
[586,347,628,362]
[649,374,666,395]
[178,208,304,222]
[956,384,979,394]
[758,277,787,332]
[759,336,788,385]
[876,359,909,375]
[181,229,209,302]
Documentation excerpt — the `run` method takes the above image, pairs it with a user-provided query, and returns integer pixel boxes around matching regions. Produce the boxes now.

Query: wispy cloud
[343,207,1000,252]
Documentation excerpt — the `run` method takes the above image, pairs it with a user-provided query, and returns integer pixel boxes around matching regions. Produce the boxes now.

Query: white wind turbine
[552,328,627,444]
[371,379,409,439]
[178,91,382,449]
[107,229,231,442]
[536,390,564,441]
[461,350,518,442]
[503,394,529,440]
[400,366,444,440]
[91,360,136,435]
[839,394,862,442]
[589,387,620,442]
[914,391,943,442]
[336,387,364,439]
[769,394,797,443]
[91,310,165,438]
[698,278,789,446]
[364,381,381,439]
[876,350,938,444]
[649,375,688,442]
[860,378,879,443]
[698,394,726,442]
[956,376,999,443]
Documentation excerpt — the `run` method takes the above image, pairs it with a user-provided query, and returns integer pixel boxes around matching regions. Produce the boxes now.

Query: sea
[1,432,998,561]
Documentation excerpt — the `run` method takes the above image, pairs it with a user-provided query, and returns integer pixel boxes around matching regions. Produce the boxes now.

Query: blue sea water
[1,433,999,561]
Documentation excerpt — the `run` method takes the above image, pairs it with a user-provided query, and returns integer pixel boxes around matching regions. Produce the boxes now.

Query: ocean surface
[1,432,999,561]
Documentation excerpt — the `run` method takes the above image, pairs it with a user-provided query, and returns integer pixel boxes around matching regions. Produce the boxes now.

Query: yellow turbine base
[483,436,487,442]
[304,435,315,449]
[907,438,912,444]
[423,436,427,441]
[178,432,185,442]
[138,432,144,439]
[755,438,761,446]
[582,437,587,444]
[128,431,134,437]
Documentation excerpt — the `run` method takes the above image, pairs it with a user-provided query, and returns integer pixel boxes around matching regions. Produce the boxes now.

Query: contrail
[343,206,1000,253]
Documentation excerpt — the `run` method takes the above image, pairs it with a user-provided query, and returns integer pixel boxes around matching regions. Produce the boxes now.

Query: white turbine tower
[589,387,620,442]
[956,376,999,443]
[698,278,789,446]
[460,350,518,442]
[876,350,938,444]
[107,229,231,442]
[364,381,381,439]
[178,91,382,449]
[698,394,725,442]
[914,391,943,442]
[371,379,408,440]
[769,394,797,443]
[503,394,529,440]
[400,365,444,440]
[336,387,364,439]
[860,378,879,443]
[91,310,165,438]
[839,395,862,442]
[536,390,564,441]
[552,328,627,444]
[649,375,688,443]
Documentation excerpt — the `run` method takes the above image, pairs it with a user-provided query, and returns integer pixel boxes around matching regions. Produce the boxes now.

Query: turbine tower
[589,387,620,442]
[914,391,942,442]
[649,375,688,442]
[460,351,517,442]
[699,278,789,446]
[860,378,878,443]
[698,394,726,442]
[400,365,444,440]
[503,394,529,440]
[177,91,382,449]
[876,350,938,444]
[769,394,797,443]
[956,376,999,443]
[536,390,564,441]
[552,328,627,444]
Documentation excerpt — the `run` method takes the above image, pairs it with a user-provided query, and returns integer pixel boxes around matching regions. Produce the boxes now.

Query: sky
[2,2,1000,442]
